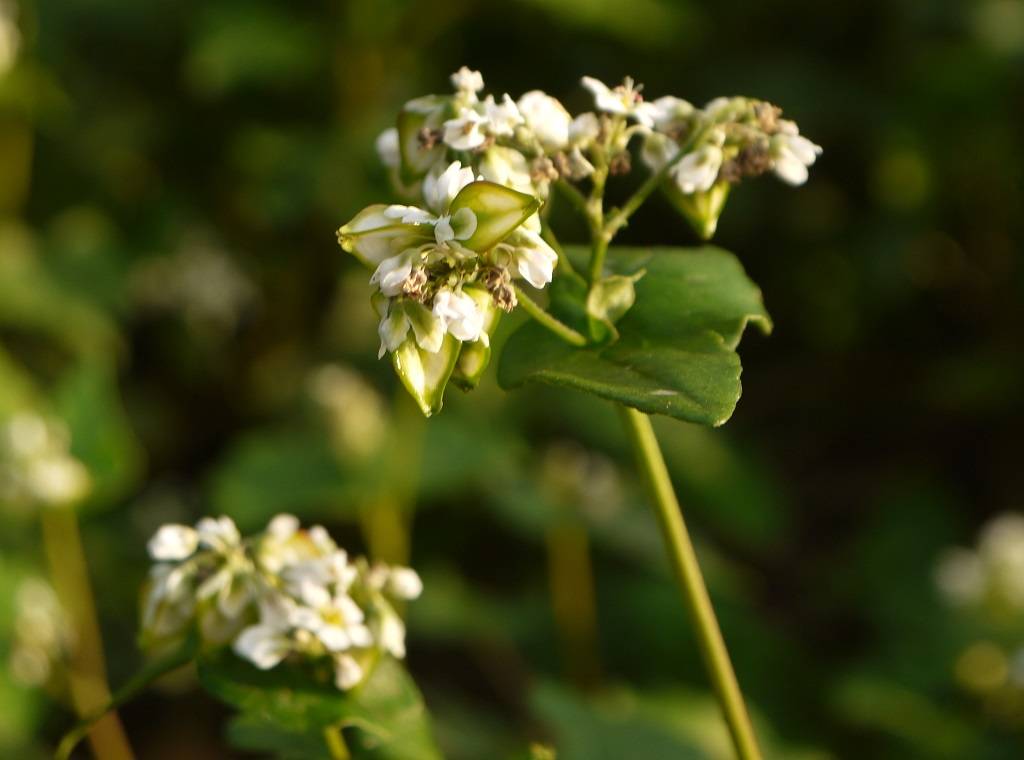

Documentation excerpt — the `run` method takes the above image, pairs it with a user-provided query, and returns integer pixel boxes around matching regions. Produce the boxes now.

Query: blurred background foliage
[0,0,1022,757]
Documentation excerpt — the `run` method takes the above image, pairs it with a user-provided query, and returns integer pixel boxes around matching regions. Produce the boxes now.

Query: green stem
[324,725,352,759]
[554,178,590,220]
[619,407,762,760]
[56,636,198,760]
[513,284,588,347]
[603,124,714,241]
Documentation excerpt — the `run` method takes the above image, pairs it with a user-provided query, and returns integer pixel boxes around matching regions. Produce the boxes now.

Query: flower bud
[451,286,502,390]
[663,179,731,240]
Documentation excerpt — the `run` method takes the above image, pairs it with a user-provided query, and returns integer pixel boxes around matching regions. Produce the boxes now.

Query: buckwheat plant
[339,68,819,760]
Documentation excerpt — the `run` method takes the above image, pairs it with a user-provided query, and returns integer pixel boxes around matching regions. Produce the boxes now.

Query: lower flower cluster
[142,514,422,691]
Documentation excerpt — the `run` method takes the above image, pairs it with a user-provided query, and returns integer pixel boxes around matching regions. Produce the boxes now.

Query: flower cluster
[142,514,422,691]
[935,513,1024,721]
[338,69,820,414]
[7,577,74,688]
[0,412,91,510]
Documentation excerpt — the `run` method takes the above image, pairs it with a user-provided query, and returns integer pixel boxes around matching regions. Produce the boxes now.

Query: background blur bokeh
[1,0,1023,757]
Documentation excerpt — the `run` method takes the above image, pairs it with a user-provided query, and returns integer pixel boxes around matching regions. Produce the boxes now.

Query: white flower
[770,121,822,186]
[443,107,488,151]
[423,160,476,214]
[670,144,724,194]
[641,132,680,172]
[508,229,558,289]
[432,288,486,343]
[517,90,571,152]
[148,524,199,561]
[370,249,418,297]
[334,653,364,690]
[477,146,535,195]
[196,516,242,553]
[482,94,524,136]
[375,127,400,169]
[379,612,407,658]
[376,298,446,357]
[234,596,296,669]
[266,513,300,541]
[388,567,424,600]
[637,95,694,133]
[442,95,523,151]
[450,66,484,96]
[581,76,652,127]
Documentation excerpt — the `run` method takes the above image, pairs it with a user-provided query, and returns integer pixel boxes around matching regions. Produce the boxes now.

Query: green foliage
[500,246,772,426]
[198,652,442,759]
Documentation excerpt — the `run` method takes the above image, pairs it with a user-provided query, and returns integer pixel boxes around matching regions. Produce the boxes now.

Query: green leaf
[197,652,442,760]
[448,181,541,252]
[498,246,771,426]
[54,360,143,511]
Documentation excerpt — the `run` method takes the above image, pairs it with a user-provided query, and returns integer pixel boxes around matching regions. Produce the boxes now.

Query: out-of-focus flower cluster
[142,514,422,691]
[307,364,388,461]
[0,412,91,510]
[935,512,1024,723]
[7,577,74,688]
[130,237,257,339]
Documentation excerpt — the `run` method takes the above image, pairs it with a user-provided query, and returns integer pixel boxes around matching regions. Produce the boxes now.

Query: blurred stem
[545,519,601,689]
[619,408,762,760]
[361,495,409,565]
[56,635,197,760]
[42,508,136,760]
[513,285,588,347]
[324,725,351,759]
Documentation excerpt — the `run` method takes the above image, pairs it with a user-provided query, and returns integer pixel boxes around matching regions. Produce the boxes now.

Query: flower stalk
[620,407,762,760]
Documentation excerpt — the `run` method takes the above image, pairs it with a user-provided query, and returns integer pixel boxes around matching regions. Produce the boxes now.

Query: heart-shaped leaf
[497,246,771,426]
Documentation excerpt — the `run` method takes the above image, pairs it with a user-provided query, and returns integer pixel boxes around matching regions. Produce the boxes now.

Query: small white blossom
[423,160,476,214]
[506,229,558,289]
[148,524,199,561]
[517,90,571,152]
[770,121,822,186]
[581,76,652,127]
[433,288,486,343]
[670,143,725,194]
[450,66,484,97]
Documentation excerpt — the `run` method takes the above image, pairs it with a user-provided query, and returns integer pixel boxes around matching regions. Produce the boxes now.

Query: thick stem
[619,407,763,760]
[513,285,588,347]
[43,508,135,760]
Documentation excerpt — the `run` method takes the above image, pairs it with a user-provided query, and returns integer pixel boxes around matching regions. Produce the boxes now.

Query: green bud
[337,204,431,267]
[586,270,645,341]
[662,179,731,240]
[448,181,541,252]
[392,333,461,417]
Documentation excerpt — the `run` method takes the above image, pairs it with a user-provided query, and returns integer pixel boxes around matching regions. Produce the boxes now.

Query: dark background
[1,0,1023,757]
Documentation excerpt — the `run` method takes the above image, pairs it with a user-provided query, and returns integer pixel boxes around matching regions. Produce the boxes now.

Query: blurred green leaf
[198,652,442,759]
[54,360,142,511]
[498,247,771,426]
